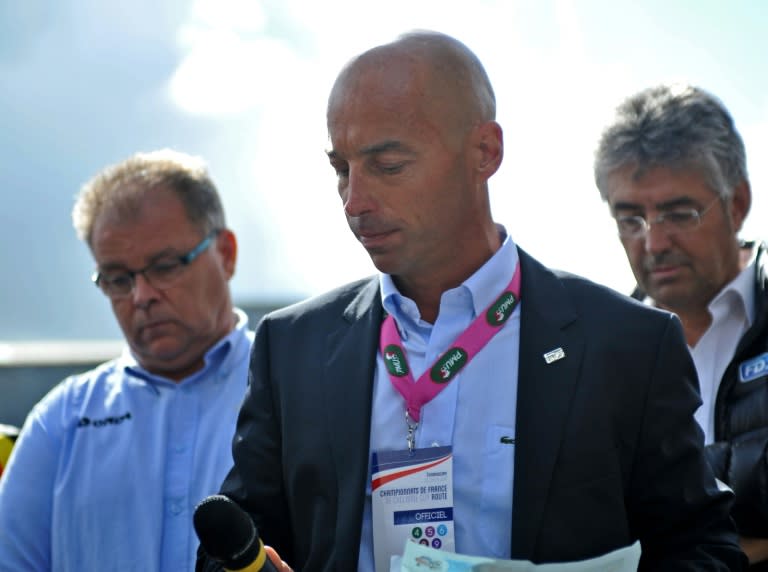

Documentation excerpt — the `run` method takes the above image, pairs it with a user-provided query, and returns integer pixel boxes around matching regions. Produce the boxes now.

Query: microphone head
[194,494,261,569]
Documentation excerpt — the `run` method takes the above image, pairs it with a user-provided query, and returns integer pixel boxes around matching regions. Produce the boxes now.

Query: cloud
[169,1,302,115]
[167,0,767,299]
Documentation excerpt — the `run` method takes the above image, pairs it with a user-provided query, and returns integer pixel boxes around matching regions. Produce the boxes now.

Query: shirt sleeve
[0,387,64,571]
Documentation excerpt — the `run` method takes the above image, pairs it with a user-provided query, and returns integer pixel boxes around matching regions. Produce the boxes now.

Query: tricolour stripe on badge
[371,454,451,492]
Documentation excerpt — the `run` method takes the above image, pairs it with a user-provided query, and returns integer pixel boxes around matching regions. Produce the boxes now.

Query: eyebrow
[326,139,414,160]
[612,197,699,213]
[97,247,183,272]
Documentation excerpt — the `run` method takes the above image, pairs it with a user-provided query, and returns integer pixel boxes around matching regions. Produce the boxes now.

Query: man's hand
[740,536,768,564]
[265,545,293,572]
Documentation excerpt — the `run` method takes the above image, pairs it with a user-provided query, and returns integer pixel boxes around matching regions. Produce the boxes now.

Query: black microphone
[194,494,278,571]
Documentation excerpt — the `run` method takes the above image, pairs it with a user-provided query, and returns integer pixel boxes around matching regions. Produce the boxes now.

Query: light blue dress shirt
[359,231,521,571]
[0,309,254,572]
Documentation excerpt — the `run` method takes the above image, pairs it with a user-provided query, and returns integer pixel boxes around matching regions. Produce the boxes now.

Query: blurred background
[1,0,767,424]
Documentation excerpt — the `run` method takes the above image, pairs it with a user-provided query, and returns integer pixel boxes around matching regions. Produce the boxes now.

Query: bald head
[324,30,504,311]
[328,31,496,139]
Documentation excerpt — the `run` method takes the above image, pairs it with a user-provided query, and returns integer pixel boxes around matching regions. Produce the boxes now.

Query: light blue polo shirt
[0,309,254,572]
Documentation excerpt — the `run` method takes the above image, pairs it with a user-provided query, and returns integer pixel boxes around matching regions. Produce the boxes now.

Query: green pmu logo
[384,345,409,376]
[486,291,517,326]
[431,348,468,383]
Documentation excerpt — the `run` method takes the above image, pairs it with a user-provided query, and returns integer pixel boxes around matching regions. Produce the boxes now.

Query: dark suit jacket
[204,248,745,571]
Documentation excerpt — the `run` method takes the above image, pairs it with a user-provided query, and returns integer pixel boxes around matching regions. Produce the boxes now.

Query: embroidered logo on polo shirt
[77,412,132,428]
[739,353,768,383]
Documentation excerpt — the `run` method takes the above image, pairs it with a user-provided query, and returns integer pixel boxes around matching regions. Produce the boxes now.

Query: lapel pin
[543,347,565,364]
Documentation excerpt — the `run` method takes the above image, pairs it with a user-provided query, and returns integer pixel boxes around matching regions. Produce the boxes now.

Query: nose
[342,166,374,217]
[131,272,160,308]
[643,219,673,254]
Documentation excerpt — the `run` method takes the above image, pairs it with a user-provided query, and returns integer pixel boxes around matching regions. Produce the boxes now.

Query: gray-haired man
[595,84,767,567]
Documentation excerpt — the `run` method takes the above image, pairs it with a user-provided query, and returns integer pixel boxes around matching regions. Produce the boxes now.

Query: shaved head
[328,30,496,141]
[324,30,504,314]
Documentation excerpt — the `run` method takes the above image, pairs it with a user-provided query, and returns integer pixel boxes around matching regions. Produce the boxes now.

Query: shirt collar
[379,225,518,332]
[708,255,755,330]
[120,307,251,387]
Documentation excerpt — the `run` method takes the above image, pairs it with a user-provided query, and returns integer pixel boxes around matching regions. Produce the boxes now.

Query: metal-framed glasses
[614,197,720,239]
[92,230,220,298]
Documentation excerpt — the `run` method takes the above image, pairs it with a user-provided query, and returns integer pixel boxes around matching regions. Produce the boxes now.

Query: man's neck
[671,306,713,348]
[142,307,238,382]
[392,280,448,324]
[394,233,503,324]
[653,246,750,347]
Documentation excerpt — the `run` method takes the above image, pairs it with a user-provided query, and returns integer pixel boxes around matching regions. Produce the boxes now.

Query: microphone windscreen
[194,494,260,568]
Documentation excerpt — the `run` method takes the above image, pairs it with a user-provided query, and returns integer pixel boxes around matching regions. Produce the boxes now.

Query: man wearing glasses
[0,149,254,571]
[595,84,768,567]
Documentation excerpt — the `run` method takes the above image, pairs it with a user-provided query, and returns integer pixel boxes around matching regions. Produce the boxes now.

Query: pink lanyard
[379,263,521,449]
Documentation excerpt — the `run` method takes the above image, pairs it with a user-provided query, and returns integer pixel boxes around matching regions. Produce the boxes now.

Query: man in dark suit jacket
[198,30,745,571]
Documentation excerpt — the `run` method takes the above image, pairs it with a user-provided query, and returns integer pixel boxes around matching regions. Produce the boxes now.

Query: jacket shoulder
[518,247,672,326]
[262,276,378,323]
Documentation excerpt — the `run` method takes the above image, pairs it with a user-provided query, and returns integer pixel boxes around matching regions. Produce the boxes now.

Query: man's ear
[474,120,503,179]
[730,179,751,233]
[215,229,238,279]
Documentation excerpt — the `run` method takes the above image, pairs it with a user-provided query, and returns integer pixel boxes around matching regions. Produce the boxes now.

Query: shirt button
[431,441,440,447]
[174,445,186,454]
[170,503,182,515]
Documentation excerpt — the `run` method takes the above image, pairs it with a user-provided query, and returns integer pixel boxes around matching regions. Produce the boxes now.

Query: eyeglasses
[614,197,720,239]
[92,230,219,298]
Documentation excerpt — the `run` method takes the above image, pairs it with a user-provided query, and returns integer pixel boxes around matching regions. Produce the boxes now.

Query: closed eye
[662,210,697,224]
[329,158,349,178]
[102,273,132,288]
[377,162,406,175]
[148,259,183,278]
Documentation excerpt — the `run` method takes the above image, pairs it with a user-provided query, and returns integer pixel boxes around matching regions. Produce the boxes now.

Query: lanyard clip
[405,410,418,454]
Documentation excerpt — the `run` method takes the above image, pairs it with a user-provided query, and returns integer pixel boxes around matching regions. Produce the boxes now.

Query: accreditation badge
[370,446,455,572]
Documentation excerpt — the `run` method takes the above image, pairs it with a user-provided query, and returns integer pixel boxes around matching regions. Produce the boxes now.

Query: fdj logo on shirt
[739,353,768,383]
[430,348,468,383]
[384,345,409,377]
[486,291,518,326]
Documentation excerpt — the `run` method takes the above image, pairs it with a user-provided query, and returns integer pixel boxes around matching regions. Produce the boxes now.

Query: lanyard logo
[486,291,518,326]
[384,344,410,377]
[430,347,468,383]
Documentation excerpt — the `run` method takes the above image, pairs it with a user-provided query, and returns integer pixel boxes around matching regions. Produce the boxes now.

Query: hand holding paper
[400,540,641,571]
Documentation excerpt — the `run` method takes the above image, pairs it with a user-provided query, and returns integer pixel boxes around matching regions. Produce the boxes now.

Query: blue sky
[1,0,767,340]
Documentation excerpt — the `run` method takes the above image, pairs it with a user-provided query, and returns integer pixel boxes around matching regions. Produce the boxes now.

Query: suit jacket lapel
[511,249,585,559]
[317,262,586,560]
[323,277,382,562]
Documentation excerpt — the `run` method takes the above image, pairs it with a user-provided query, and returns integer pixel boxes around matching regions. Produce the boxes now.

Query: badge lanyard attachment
[405,410,418,454]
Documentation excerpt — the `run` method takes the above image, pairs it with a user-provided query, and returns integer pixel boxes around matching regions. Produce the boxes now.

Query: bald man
[199,31,744,571]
